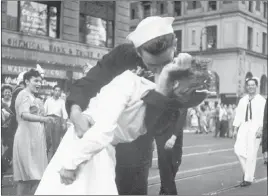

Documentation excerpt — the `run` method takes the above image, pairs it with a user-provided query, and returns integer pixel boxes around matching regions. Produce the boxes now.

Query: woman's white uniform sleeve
[62,71,135,170]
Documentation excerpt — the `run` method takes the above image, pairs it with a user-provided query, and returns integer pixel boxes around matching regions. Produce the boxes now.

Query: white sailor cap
[127,16,175,48]
[245,76,259,86]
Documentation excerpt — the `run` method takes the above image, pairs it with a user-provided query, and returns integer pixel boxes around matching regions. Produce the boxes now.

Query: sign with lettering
[1,64,83,80]
[2,64,67,79]
[2,31,110,60]
[2,75,60,88]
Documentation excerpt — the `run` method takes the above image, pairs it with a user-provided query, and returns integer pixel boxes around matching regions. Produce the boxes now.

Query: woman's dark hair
[1,84,13,94]
[137,33,175,55]
[23,69,41,86]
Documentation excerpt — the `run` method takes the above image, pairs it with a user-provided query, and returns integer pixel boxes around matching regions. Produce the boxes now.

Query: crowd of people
[186,102,237,138]
[1,16,267,196]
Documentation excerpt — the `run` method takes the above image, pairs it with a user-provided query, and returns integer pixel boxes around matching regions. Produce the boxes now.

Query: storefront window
[5,1,61,38]
[79,14,114,48]
[6,1,18,31]
[79,2,115,48]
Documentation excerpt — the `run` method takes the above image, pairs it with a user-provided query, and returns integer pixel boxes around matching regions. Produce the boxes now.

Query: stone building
[130,1,267,102]
[1,1,130,94]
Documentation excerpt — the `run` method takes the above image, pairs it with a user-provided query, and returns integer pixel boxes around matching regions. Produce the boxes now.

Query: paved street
[148,132,267,196]
[1,132,267,195]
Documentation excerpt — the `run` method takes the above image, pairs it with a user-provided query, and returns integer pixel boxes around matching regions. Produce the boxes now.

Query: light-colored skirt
[13,122,47,181]
[35,125,118,195]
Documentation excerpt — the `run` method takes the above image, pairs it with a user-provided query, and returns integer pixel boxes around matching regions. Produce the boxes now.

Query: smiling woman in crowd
[12,69,55,195]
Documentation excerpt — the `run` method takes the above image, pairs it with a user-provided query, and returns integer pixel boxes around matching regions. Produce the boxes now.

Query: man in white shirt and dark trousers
[44,85,68,157]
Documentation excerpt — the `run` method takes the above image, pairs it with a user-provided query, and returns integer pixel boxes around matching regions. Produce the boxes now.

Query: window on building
[6,1,61,38]
[192,30,196,45]
[160,3,164,14]
[208,1,217,11]
[260,75,267,95]
[223,1,233,4]
[206,26,217,49]
[264,2,267,18]
[241,1,245,4]
[247,27,253,50]
[143,3,151,18]
[245,72,253,80]
[187,1,201,10]
[193,1,197,9]
[6,1,18,31]
[255,1,261,11]
[248,1,253,12]
[131,9,136,20]
[263,32,267,54]
[174,1,182,16]
[174,30,182,52]
[79,2,115,48]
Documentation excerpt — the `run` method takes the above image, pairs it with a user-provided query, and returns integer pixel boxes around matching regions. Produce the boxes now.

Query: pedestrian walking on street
[233,77,266,187]
[190,107,200,133]
[44,85,68,158]
[219,104,228,137]
[214,102,221,137]
[12,69,55,195]
[227,104,234,138]
[199,105,208,134]
[208,104,216,133]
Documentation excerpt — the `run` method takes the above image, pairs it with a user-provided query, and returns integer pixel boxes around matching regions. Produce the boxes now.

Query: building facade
[1,1,130,95]
[130,1,268,103]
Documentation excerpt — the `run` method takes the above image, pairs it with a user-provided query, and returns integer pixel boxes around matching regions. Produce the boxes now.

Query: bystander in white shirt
[44,97,68,119]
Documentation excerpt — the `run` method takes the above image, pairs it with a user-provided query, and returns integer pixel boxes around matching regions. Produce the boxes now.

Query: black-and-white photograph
[1,1,267,195]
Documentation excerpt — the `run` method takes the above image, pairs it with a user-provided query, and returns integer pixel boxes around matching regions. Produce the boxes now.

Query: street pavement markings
[148,165,235,187]
[149,156,263,181]
[202,161,267,196]
[202,177,267,196]
[152,148,234,161]
[182,144,221,149]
